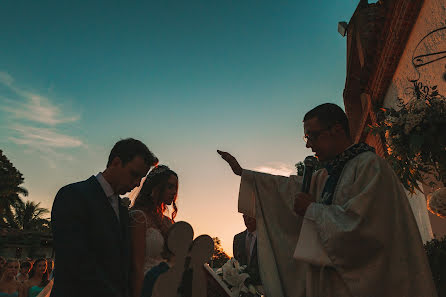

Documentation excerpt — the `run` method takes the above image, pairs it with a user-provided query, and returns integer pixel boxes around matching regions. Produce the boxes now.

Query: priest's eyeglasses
[303,127,331,143]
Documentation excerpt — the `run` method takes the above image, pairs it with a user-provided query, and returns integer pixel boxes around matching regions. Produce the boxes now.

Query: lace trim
[129,209,148,226]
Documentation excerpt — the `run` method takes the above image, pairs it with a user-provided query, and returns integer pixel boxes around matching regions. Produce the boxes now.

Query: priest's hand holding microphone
[294,156,317,216]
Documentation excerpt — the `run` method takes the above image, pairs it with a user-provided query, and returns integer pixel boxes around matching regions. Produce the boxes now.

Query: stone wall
[382,0,446,237]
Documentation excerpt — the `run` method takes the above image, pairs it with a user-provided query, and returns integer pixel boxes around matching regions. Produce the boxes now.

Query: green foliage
[209,237,230,268]
[0,149,28,227]
[368,83,446,193]
[295,159,323,176]
[424,236,446,297]
[9,200,50,232]
[0,149,50,232]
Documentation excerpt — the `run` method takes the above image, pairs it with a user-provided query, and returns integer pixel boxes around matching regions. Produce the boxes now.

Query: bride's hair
[132,165,178,221]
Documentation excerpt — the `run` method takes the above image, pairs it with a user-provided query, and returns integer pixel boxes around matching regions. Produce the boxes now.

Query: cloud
[9,126,81,167]
[0,71,83,166]
[0,92,79,125]
[11,125,83,148]
[253,162,295,176]
[0,71,14,86]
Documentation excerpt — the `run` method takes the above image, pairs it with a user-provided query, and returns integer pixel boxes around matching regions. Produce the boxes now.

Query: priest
[218,103,437,297]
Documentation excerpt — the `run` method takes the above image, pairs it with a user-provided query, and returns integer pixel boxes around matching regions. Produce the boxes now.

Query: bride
[129,165,179,297]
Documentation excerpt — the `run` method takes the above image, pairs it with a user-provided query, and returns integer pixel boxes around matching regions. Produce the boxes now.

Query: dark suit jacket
[50,176,130,297]
[233,230,261,285]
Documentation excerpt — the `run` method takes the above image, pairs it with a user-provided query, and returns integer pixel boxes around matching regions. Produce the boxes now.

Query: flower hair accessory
[137,165,172,198]
[147,165,171,178]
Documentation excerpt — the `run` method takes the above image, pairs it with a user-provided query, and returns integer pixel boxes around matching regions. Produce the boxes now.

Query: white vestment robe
[238,151,437,297]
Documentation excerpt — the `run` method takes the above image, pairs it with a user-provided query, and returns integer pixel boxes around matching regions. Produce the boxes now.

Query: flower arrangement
[216,258,260,297]
[424,235,446,296]
[427,188,446,218]
[369,82,446,194]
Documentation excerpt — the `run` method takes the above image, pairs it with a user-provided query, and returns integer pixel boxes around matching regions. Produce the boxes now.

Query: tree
[10,200,50,232]
[0,150,28,227]
[209,237,230,269]
[295,159,322,176]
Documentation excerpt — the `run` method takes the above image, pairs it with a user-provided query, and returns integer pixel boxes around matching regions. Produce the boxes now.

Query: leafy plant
[0,149,28,227]
[424,236,446,297]
[0,149,50,232]
[295,159,322,176]
[369,82,446,193]
[10,200,50,232]
[209,237,230,269]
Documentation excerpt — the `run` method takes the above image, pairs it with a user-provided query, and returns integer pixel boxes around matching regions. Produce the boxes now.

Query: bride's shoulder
[162,215,174,227]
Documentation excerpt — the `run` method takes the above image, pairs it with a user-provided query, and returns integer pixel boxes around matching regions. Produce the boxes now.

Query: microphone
[301,156,317,193]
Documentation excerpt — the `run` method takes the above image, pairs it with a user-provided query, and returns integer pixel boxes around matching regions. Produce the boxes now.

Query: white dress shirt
[245,230,257,263]
[96,172,120,222]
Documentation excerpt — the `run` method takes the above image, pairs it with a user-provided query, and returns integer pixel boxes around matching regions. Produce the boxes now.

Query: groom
[50,138,158,297]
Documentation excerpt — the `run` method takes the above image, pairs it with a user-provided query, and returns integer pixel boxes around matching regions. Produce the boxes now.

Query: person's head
[104,138,158,195]
[20,261,31,275]
[28,258,49,287]
[243,214,256,233]
[2,259,19,279]
[303,103,352,162]
[132,165,179,221]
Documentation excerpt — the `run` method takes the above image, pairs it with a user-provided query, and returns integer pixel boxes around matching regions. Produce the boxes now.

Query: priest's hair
[303,103,351,138]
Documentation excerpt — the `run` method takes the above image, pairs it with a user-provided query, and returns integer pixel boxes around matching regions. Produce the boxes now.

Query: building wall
[0,247,53,259]
[382,0,446,237]
[383,0,446,107]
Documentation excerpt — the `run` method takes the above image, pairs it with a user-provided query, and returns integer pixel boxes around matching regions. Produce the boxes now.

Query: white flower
[404,111,425,134]
[248,284,257,294]
[387,116,399,124]
[120,197,131,209]
[220,258,251,297]
[216,267,223,275]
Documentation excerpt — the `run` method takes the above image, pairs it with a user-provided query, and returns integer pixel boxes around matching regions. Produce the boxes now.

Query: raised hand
[217,150,243,176]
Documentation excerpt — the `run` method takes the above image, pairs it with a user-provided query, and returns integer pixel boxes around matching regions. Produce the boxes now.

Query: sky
[0,0,361,255]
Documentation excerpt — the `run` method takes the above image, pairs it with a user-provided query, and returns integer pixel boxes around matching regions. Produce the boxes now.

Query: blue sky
[0,0,360,254]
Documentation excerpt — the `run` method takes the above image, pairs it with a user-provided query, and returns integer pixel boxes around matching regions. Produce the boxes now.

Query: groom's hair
[303,103,350,138]
[107,138,157,167]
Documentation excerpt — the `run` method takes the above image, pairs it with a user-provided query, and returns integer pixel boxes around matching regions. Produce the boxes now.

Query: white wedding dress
[129,209,166,274]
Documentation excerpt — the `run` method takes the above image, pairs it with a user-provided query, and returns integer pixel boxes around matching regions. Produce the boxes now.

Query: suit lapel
[118,202,130,281]
[238,230,248,265]
[88,176,121,234]
[243,230,257,266]
[119,203,129,239]
[249,238,258,266]
[86,176,129,287]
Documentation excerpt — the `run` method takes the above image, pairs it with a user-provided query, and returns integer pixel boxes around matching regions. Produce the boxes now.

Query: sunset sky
[0,0,360,255]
